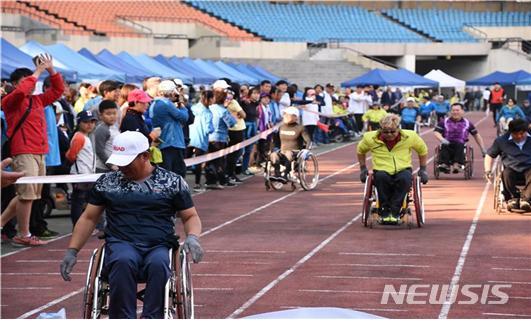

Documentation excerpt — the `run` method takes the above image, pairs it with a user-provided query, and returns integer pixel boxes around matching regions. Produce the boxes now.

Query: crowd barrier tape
[15,123,281,184]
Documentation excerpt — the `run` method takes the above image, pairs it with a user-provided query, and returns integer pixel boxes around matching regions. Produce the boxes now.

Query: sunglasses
[381,129,398,134]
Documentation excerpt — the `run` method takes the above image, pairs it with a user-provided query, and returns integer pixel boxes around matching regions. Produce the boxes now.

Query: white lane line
[299,289,382,294]
[227,212,362,319]
[492,267,531,272]
[489,280,531,285]
[199,261,271,265]
[488,296,531,300]
[2,272,84,275]
[483,313,531,318]
[205,250,286,254]
[330,263,430,268]
[492,256,531,260]
[194,288,234,291]
[279,306,408,312]
[17,287,84,319]
[2,287,53,290]
[339,252,436,257]
[438,138,492,319]
[15,260,88,263]
[193,273,254,277]
[316,275,422,281]
[1,233,73,258]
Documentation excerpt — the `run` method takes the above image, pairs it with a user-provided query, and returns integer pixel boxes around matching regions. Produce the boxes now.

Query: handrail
[462,23,488,42]
[327,39,399,69]
[116,15,153,35]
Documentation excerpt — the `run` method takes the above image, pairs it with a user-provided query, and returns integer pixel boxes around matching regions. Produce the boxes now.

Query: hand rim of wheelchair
[361,173,424,228]
[264,149,319,191]
[82,243,194,319]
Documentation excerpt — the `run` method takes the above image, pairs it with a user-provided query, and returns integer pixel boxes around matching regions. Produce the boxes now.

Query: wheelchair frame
[82,244,194,319]
[361,173,425,229]
[434,144,474,180]
[264,149,319,191]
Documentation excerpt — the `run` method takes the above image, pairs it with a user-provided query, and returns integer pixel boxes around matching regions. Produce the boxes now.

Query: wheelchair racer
[434,102,488,174]
[357,114,429,223]
[59,131,204,319]
[270,106,312,182]
[485,119,531,211]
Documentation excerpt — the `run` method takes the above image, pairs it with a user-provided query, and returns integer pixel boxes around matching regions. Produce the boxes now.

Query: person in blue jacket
[151,80,189,178]
[400,97,421,131]
[205,80,237,189]
[433,95,450,121]
[419,96,435,127]
[496,98,526,133]
[189,90,214,192]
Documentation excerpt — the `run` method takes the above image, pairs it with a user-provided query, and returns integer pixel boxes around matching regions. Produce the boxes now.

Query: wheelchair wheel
[83,246,108,319]
[361,174,374,227]
[264,160,284,191]
[434,146,440,180]
[298,151,319,191]
[171,246,194,319]
[413,176,425,228]
[464,146,474,180]
[493,163,504,214]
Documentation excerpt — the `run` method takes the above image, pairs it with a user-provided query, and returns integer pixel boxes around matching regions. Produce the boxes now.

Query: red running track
[1,112,530,319]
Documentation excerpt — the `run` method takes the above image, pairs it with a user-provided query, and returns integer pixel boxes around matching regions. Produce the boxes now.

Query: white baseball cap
[406,97,416,102]
[159,80,177,93]
[106,131,150,167]
[283,106,299,118]
[212,79,230,89]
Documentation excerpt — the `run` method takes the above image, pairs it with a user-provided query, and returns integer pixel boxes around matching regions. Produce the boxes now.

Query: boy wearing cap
[60,131,204,319]
[270,107,311,181]
[94,100,119,173]
[66,110,98,225]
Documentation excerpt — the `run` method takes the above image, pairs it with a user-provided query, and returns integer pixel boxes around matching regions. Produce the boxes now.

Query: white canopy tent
[424,69,466,90]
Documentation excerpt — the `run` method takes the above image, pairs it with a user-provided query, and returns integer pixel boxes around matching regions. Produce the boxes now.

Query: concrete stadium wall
[130,20,220,39]
[216,41,307,60]
[474,27,531,40]
[341,42,491,57]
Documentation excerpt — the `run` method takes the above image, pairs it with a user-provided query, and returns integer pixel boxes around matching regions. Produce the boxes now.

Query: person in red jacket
[489,82,505,127]
[0,55,64,247]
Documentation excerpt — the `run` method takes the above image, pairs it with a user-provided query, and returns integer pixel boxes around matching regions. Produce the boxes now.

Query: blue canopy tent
[517,76,531,85]
[132,54,192,82]
[20,41,125,82]
[2,38,77,82]
[78,48,146,83]
[249,64,283,83]
[212,61,258,84]
[153,55,215,84]
[178,58,223,83]
[229,63,274,83]
[191,59,237,82]
[341,68,438,88]
[466,70,531,86]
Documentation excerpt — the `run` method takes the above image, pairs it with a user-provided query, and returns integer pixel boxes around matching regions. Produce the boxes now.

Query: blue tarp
[341,68,438,87]
[229,63,274,83]
[517,76,531,85]
[1,38,77,82]
[130,53,191,82]
[179,58,223,83]
[153,55,215,84]
[248,64,283,83]
[213,61,258,84]
[467,70,531,86]
[20,41,125,82]
[78,48,145,83]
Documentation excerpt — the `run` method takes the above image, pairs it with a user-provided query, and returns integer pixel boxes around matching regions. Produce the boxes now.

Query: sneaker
[438,164,450,174]
[230,176,243,183]
[37,229,60,240]
[193,184,206,193]
[205,184,224,190]
[382,215,398,224]
[222,181,236,187]
[11,235,47,247]
[241,170,254,176]
[520,200,531,212]
[507,198,519,211]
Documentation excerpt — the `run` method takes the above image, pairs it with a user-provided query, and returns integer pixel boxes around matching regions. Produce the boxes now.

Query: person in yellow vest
[357,114,428,223]
[362,102,387,131]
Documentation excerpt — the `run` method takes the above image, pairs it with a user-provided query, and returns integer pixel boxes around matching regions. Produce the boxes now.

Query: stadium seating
[382,9,531,42]
[4,1,258,39]
[185,1,427,43]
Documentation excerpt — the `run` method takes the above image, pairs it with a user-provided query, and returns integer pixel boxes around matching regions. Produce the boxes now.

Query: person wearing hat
[120,89,156,142]
[151,80,189,178]
[269,106,311,181]
[400,97,421,131]
[65,110,98,225]
[60,131,204,319]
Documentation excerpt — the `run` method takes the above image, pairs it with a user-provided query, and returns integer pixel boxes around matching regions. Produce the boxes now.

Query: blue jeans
[242,121,257,171]
[103,239,170,319]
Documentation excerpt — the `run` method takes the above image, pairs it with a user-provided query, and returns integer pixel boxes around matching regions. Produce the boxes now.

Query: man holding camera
[151,80,189,178]
[1,54,64,246]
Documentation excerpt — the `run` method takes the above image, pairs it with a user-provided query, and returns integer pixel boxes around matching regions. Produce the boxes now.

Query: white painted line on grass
[17,287,84,319]
[227,212,362,319]
[316,275,422,281]
[339,252,436,257]
[438,157,492,319]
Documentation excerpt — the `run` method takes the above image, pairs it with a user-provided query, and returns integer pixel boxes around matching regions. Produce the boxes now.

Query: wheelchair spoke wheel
[174,246,194,319]
[413,177,425,227]
[362,175,373,227]
[83,246,105,319]
[265,160,284,191]
[298,152,319,191]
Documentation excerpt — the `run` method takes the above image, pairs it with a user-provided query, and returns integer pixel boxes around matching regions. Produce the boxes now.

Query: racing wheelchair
[82,239,194,319]
[361,173,425,229]
[493,160,530,214]
[434,144,474,180]
[264,149,319,191]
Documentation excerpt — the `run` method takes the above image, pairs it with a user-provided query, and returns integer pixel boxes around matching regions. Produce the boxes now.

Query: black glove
[183,234,204,263]
[419,166,429,185]
[60,248,78,281]
[360,165,368,183]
